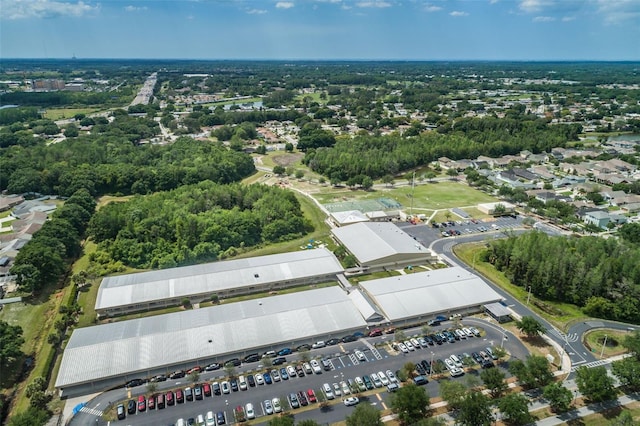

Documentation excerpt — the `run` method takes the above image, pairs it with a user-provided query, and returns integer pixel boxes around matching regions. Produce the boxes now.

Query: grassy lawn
[295,92,326,104]
[583,329,631,359]
[348,270,401,284]
[0,210,13,218]
[454,242,586,331]
[44,108,100,120]
[314,181,497,211]
[576,401,640,425]
[97,194,133,208]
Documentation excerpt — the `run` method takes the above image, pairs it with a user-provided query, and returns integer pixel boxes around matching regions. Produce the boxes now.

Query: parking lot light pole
[430,351,435,379]
[526,286,532,305]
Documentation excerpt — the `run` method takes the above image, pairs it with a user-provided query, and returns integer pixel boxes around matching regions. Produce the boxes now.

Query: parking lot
[108,320,525,426]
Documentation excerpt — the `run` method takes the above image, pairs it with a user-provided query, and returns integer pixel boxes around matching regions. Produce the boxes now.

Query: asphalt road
[71,320,525,426]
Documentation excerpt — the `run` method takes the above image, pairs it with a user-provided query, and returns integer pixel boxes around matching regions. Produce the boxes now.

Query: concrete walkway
[533,392,640,426]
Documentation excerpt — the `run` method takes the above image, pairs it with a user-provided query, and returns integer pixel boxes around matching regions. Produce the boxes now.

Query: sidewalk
[533,392,640,426]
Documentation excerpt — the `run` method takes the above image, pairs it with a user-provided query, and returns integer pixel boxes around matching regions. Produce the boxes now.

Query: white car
[455,329,466,339]
[418,337,428,348]
[450,354,463,368]
[355,350,366,362]
[377,371,390,386]
[410,338,421,348]
[397,343,409,353]
[450,367,464,377]
[254,373,265,385]
[205,411,216,426]
[470,327,481,337]
[341,381,351,395]
[404,341,415,351]
[355,376,366,391]
[310,359,322,374]
[370,373,383,388]
[272,397,282,413]
[332,382,342,396]
[271,369,281,382]
[263,399,273,415]
[245,403,255,420]
[303,362,313,375]
[312,341,326,349]
[445,358,456,371]
[221,381,230,394]
[343,397,360,407]
[287,365,297,378]
[463,328,474,338]
[386,370,398,384]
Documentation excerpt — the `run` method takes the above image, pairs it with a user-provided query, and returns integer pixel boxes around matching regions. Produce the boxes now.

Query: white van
[205,411,216,426]
[196,414,205,425]
[238,375,247,390]
[175,419,185,426]
[322,383,334,400]
[245,403,255,419]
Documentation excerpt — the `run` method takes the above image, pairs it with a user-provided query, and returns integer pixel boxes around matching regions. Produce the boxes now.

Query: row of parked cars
[393,326,481,354]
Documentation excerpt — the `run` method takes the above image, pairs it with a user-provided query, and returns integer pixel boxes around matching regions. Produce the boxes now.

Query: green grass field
[314,181,497,211]
[44,108,100,120]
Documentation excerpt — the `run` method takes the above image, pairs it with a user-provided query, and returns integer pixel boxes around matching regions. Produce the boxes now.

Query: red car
[368,328,383,337]
[176,389,184,404]
[203,383,212,397]
[137,395,146,412]
[306,389,317,403]
[147,395,155,410]
[165,391,174,406]
[187,366,202,374]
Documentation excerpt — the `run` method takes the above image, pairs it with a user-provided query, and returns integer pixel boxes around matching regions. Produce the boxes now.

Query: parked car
[224,358,241,367]
[166,390,175,405]
[280,367,289,380]
[343,396,360,406]
[272,397,282,413]
[295,344,311,352]
[203,382,212,396]
[194,385,203,400]
[321,359,331,371]
[288,393,300,409]
[147,395,155,410]
[310,359,322,374]
[368,328,383,337]
[355,350,366,361]
[245,403,255,420]
[243,353,260,363]
[127,399,136,414]
[187,366,202,374]
[271,369,281,382]
[362,375,374,390]
[341,334,357,343]
[117,404,126,420]
[355,376,366,392]
[326,338,340,346]
[297,391,308,406]
[312,341,326,349]
[156,393,165,409]
[263,399,273,415]
[184,386,193,401]
[126,378,145,388]
[263,372,273,384]
[150,374,167,382]
[212,382,221,395]
[273,356,287,365]
[176,389,184,403]
[137,395,146,412]
[306,388,317,403]
[216,411,226,425]
[170,370,185,379]
[277,348,292,356]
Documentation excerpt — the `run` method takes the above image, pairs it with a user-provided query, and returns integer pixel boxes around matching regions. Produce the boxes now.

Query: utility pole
[410,171,415,216]
[600,334,607,359]
[526,286,532,305]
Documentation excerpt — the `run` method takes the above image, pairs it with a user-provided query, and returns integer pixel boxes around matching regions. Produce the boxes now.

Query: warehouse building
[360,267,503,326]
[95,248,343,318]
[56,286,368,397]
[331,222,437,270]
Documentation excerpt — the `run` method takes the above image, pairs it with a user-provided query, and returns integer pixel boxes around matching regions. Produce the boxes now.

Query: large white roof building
[95,248,343,317]
[361,267,503,324]
[57,286,368,396]
[331,222,436,269]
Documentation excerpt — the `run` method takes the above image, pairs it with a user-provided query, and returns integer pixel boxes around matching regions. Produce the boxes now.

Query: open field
[454,242,586,331]
[313,181,497,211]
[583,329,631,359]
[44,108,100,120]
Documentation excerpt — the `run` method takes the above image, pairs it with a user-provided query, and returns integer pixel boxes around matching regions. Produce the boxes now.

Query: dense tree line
[487,231,640,323]
[0,107,41,125]
[0,136,254,197]
[0,90,134,107]
[88,181,312,269]
[11,189,96,293]
[304,118,578,181]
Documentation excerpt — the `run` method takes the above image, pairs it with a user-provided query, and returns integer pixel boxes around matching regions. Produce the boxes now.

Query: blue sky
[1,0,639,60]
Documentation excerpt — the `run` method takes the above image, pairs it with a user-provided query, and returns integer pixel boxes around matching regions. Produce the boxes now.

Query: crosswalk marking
[362,339,384,360]
[571,359,611,372]
[347,353,360,365]
[548,328,579,343]
[80,406,103,416]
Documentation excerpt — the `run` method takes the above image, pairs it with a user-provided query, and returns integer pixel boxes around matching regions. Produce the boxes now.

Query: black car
[247,375,256,387]
[295,344,311,352]
[243,353,260,363]
[424,335,434,345]
[127,399,136,414]
[205,363,221,371]
[169,370,185,379]
[341,335,357,343]
[326,338,340,346]
[224,358,241,367]
[415,363,426,375]
[185,387,193,401]
[216,411,226,425]
[126,378,145,388]
[427,319,441,326]
[433,334,443,345]
[273,357,287,365]
[420,360,432,375]
[213,382,221,395]
[150,374,166,382]
[230,379,239,392]
[482,360,495,368]
[117,404,126,420]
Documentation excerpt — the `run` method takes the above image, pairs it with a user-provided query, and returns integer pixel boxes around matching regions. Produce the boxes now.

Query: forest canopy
[487,231,640,323]
[88,181,312,269]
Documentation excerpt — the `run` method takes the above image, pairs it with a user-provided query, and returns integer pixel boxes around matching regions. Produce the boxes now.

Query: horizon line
[2,58,640,63]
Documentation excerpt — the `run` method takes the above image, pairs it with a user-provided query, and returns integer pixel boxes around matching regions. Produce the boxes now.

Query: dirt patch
[273,153,304,167]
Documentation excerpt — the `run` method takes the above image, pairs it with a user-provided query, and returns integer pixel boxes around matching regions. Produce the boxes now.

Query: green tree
[345,403,383,426]
[621,330,640,360]
[526,355,554,388]
[25,377,47,398]
[0,320,25,368]
[273,165,286,175]
[610,410,635,426]
[497,393,533,425]
[146,382,158,395]
[414,419,446,426]
[294,169,305,179]
[480,367,508,398]
[29,390,51,410]
[543,382,573,413]
[188,371,200,384]
[64,123,79,138]
[402,362,417,379]
[7,407,50,426]
[361,176,374,190]
[267,416,294,426]
[515,316,546,338]
[439,379,466,410]
[456,391,493,426]
[297,421,321,426]
[575,366,616,403]
[390,383,430,425]
[611,357,640,391]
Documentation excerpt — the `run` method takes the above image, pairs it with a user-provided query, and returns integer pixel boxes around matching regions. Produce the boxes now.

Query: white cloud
[2,0,99,20]
[356,1,391,8]
[489,0,500,4]
[424,4,442,12]
[561,16,575,22]
[450,11,469,17]
[247,8,267,14]
[276,1,294,9]
[124,5,147,12]
[533,15,555,22]
[595,0,640,25]
[519,0,554,13]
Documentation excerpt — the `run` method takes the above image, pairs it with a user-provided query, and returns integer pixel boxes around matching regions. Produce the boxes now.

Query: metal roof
[331,222,429,264]
[56,286,367,389]
[360,267,503,322]
[95,248,343,311]
[347,289,384,323]
[485,302,511,317]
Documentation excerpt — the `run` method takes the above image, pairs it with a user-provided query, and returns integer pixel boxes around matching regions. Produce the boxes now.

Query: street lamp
[526,286,532,305]
[429,351,435,379]
[501,332,508,349]
[600,334,608,359]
